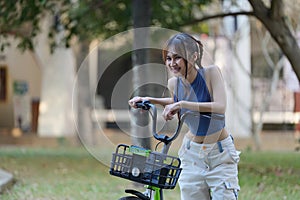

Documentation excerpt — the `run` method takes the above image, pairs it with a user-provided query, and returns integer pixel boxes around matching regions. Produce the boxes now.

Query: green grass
[0,147,299,200]
[238,151,300,199]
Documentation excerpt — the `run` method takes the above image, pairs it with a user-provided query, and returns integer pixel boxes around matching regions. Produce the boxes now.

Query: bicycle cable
[155,141,163,151]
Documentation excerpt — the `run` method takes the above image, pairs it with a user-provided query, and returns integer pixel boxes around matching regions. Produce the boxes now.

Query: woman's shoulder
[168,76,177,85]
[167,76,177,92]
[202,65,222,77]
[202,65,221,72]
[202,65,224,86]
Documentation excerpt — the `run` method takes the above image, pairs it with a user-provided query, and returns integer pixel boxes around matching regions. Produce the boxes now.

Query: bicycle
[109,100,199,200]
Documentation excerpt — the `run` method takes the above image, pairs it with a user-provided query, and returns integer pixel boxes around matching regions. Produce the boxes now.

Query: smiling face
[162,33,202,79]
[165,51,187,77]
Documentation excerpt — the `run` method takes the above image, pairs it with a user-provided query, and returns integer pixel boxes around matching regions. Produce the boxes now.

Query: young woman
[128,33,240,200]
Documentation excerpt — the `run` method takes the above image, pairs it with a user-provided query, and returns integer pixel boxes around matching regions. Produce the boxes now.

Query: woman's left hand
[162,102,181,121]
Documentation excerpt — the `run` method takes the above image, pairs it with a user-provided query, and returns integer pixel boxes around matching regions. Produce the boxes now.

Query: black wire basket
[110,144,182,189]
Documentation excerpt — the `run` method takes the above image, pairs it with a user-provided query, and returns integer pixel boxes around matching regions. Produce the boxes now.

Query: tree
[2,0,299,81]
[0,0,210,146]
[248,0,300,81]
[0,0,54,51]
[2,0,299,76]
[184,0,300,81]
[0,0,207,51]
[183,0,300,150]
[131,0,152,149]
[1,0,300,149]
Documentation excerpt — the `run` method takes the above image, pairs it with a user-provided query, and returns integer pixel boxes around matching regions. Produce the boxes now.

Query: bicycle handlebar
[135,100,225,154]
[135,100,200,145]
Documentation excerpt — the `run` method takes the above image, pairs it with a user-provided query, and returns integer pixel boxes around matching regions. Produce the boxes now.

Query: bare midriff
[186,128,229,144]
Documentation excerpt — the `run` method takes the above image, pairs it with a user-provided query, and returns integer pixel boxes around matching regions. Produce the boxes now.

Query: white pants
[178,135,240,200]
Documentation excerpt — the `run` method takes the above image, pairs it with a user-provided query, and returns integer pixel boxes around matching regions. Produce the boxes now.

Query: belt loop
[230,135,234,143]
[186,139,191,150]
[217,141,223,153]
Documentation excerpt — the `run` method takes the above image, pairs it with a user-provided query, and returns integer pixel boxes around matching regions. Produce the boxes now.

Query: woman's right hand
[162,102,181,121]
[128,96,149,108]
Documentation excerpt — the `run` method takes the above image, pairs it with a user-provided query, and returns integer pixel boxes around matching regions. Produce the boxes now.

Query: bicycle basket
[110,144,182,189]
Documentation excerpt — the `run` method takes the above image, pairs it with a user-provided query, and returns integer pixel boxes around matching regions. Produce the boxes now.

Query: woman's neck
[186,66,198,83]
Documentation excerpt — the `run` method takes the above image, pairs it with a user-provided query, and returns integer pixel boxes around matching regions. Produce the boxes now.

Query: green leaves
[0,0,212,52]
[0,0,55,51]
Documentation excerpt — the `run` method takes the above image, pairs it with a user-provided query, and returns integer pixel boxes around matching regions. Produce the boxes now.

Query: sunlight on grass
[0,147,299,200]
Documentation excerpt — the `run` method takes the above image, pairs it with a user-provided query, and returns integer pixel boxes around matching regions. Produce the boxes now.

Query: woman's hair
[162,33,204,77]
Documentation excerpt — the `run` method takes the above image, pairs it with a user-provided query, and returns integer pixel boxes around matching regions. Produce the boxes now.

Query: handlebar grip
[135,100,151,110]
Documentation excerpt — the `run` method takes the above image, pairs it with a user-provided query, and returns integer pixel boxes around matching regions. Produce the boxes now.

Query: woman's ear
[193,52,198,62]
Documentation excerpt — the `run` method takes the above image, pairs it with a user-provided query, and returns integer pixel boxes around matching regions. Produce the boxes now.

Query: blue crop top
[174,68,225,136]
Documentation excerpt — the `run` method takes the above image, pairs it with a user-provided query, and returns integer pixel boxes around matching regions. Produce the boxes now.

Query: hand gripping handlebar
[135,100,225,142]
[135,100,202,154]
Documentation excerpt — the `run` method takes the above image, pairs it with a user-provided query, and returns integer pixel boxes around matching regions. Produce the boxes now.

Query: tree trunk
[249,0,300,80]
[131,0,152,149]
[75,40,95,146]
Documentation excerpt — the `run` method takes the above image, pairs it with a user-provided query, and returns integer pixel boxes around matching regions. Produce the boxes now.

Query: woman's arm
[145,97,173,106]
[180,65,227,114]
[129,96,173,108]
[143,77,177,106]
[149,77,176,106]
[128,77,176,108]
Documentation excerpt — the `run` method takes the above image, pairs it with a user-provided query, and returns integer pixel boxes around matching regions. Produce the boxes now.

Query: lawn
[0,146,299,200]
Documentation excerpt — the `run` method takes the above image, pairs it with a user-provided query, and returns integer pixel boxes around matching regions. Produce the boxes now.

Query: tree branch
[179,0,300,81]
[0,30,27,39]
[270,0,284,20]
[182,11,254,26]
[249,0,300,81]
[248,0,268,15]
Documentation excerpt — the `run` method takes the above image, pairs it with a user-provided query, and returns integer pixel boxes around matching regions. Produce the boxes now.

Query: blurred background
[1,0,300,151]
[1,0,300,199]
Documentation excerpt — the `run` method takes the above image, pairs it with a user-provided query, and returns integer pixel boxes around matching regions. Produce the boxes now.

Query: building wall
[222,0,252,137]
[0,16,76,137]
[0,38,42,130]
